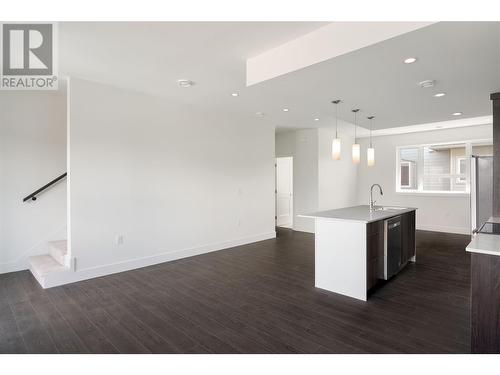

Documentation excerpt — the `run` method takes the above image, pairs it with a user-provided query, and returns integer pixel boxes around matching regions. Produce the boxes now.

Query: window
[396,140,492,194]
[456,158,466,184]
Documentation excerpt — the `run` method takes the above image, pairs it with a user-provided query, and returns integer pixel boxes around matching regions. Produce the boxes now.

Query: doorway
[275,157,293,229]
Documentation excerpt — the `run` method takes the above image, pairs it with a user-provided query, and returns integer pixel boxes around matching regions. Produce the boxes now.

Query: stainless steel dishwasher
[383,216,402,280]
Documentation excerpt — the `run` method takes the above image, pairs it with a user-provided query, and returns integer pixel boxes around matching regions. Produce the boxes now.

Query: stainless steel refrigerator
[470,155,493,235]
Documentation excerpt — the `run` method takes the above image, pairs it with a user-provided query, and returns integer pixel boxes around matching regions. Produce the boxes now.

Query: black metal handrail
[23,172,67,202]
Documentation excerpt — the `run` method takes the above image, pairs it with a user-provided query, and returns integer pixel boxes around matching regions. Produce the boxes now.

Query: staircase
[23,173,71,288]
[29,240,71,288]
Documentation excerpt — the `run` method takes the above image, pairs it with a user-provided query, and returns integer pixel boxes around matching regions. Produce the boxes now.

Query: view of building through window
[399,148,418,190]
[397,141,493,193]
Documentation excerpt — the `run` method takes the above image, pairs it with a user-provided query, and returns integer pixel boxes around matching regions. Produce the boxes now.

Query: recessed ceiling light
[452,112,463,116]
[282,108,289,112]
[404,57,417,64]
[177,79,194,88]
[434,92,446,97]
[314,118,320,121]
[255,112,266,117]
[231,93,239,97]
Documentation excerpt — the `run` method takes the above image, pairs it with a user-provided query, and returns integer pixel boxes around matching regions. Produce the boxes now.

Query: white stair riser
[28,263,47,288]
[29,254,70,289]
[49,246,68,266]
[48,240,68,266]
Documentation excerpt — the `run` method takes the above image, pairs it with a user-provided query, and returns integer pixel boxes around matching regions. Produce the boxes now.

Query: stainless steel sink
[374,206,408,211]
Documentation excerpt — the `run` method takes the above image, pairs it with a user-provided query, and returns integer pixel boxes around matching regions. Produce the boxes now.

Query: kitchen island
[301,205,417,301]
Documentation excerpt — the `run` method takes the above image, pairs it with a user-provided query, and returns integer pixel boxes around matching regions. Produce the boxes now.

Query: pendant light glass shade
[367,147,375,166]
[352,143,360,164]
[331,100,341,160]
[332,138,341,160]
[367,116,375,167]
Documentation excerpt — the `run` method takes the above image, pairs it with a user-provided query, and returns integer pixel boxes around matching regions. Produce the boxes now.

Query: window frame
[395,139,491,196]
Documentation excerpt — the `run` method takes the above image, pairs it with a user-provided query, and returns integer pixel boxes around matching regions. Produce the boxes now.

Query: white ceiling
[246,22,434,85]
[59,21,500,131]
[59,22,326,106]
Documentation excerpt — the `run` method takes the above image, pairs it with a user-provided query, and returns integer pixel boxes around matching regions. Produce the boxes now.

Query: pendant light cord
[369,118,372,147]
[368,116,374,147]
[335,103,338,138]
[351,109,360,141]
[354,111,357,140]
[332,100,341,138]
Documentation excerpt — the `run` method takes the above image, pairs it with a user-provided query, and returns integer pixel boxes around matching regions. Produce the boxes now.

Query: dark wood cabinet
[366,210,416,291]
[366,220,384,290]
[401,210,416,264]
[408,210,416,259]
[471,252,500,353]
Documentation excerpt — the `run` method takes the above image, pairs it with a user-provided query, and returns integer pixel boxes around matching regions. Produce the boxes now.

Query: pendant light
[351,109,360,164]
[331,100,341,160]
[367,116,375,167]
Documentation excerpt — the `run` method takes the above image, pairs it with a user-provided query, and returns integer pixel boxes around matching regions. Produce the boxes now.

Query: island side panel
[315,219,367,301]
[402,210,417,263]
[471,252,500,353]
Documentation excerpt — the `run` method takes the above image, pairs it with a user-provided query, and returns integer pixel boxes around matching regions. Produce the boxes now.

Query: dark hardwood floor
[0,229,471,354]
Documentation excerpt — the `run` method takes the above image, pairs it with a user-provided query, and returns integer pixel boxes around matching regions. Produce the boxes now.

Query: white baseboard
[0,259,27,274]
[417,224,470,235]
[291,227,315,234]
[38,231,276,288]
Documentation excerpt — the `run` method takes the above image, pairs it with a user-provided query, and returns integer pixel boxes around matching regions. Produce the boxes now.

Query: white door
[276,157,293,228]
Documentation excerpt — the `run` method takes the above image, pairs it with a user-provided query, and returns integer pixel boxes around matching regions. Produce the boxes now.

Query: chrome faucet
[370,184,383,211]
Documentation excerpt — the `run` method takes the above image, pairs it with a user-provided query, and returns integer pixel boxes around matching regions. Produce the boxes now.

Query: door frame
[275,156,294,229]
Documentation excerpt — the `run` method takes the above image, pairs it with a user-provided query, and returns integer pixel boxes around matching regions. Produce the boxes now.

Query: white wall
[68,78,275,275]
[356,124,493,234]
[0,89,67,273]
[318,127,358,210]
[275,130,295,157]
[276,123,357,233]
[292,129,319,232]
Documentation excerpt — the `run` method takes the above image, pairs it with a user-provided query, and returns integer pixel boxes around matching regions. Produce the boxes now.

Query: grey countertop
[300,205,417,224]
[466,216,500,257]
[467,233,500,257]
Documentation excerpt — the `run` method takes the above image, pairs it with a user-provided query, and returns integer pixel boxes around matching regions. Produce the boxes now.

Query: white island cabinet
[300,205,417,301]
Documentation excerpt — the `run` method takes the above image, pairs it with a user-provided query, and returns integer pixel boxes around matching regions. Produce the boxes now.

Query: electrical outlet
[116,235,124,245]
